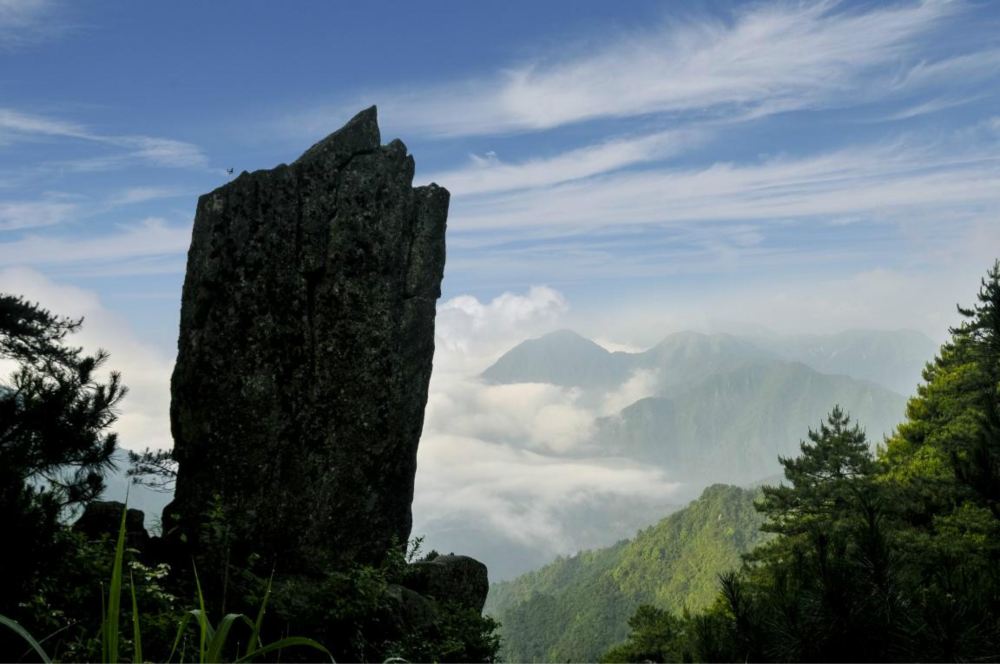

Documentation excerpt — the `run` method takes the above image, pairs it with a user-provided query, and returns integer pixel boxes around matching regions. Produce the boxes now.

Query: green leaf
[207,613,245,663]
[167,612,194,663]
[192,562,211,662]
[0,615,52,664]
[243,572,274,660]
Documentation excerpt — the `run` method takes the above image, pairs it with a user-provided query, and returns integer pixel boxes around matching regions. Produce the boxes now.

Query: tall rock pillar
[168,107,447,572]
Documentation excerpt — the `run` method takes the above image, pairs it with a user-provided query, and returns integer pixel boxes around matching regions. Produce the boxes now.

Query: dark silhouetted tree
[0,293,126,616]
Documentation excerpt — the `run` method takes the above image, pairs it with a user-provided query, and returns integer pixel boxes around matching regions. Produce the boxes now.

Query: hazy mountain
[483,330,910,485]
[596,360,908,484]
[481,329,633,388]
[482,328,934,396]
[481,330,771,393]
[485,485,766,663]
[633,331,774,396]
[751,329,938,395]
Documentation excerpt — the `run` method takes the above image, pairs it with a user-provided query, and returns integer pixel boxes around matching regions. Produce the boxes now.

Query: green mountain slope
[485,485,767,663]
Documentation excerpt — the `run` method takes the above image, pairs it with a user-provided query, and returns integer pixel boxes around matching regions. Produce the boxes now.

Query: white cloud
[413,435,678,554]
[421,129,701,196]
[0,267,174,451]
[0,107,208,169]
[108,135,209,169]
[289,0,958,138]
[0,0,61,47]
[106,186,187,207]
[600,368,660,416]
[449,139,1000,231]
[0,107,88,139]
[0,217,192,269]
[885,94,983,121]
[890,48,1000,93]
[425,379,593,455]
[435,285,568,362]
[0,200,76,231]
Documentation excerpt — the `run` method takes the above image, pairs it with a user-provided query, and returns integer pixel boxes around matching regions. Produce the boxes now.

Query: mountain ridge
[483,327,934,397]
[485,484,767,662]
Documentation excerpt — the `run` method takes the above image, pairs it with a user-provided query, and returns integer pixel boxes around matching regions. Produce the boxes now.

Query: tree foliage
[0,294,126,624]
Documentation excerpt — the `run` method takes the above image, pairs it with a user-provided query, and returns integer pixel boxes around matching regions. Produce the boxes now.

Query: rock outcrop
[404,554,490,612]
[168,107,448,573]
[75,500,150,549]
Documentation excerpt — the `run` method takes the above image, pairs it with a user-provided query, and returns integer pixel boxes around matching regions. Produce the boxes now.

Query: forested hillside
[600,262,1000,662]
[485,485,767,662]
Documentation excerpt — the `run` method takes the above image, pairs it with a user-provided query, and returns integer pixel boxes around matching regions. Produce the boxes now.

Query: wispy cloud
[288,1,959,138]
[0,200,76,231]
[0,107,89,139]
[885,94,983,121]
[422,129,701,196]
[889,48,1000,92]
[447,138,1000,231]
[105,186,187,207]
[0,0,63,48]
[0,217,191,269]
[0,107,208,169]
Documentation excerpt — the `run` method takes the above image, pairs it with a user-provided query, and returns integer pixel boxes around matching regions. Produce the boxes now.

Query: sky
[3,0,1000,576]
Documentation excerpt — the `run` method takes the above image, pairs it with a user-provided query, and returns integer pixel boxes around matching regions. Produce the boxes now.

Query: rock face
[404,555,490,612]
[168,107,448,573]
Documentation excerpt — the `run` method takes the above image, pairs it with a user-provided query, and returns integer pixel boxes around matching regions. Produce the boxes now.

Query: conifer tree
[949,259,1000,515]
[757,405,876,539]
[0,293,126,615]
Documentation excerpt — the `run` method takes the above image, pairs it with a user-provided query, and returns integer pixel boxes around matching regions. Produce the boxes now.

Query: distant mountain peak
[537,328,605,346]
[481,329,625,388]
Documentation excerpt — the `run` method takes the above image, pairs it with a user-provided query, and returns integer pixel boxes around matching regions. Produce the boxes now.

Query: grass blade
[105,502,129,664]
[234,636,333,664]
[167,612,193,663]
[130,570,143,663]
[100,582,107,662]
[207,613,244,663]
[243,572,274,660]
[0,615,52,664]
[192,563,210,663]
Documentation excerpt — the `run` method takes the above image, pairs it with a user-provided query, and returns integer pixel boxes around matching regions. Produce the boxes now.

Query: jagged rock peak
[294,105,381,167]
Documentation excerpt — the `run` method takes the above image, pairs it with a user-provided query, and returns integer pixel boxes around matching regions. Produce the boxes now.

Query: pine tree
[0,293,126,615]
[949,259,1000,516]
[757,405,876,539]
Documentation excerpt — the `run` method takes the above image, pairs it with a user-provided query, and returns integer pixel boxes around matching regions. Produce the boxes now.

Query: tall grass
[102,503,128,662]
[1,503,332,663]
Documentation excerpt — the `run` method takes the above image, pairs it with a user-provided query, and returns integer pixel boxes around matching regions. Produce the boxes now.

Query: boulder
[74,500,149,549]
[404,554,490,612]
[385,583,440,632]
[167,106,448,574]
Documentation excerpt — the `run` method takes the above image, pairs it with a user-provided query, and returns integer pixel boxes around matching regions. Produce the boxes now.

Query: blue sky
[2,0,1000,449]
